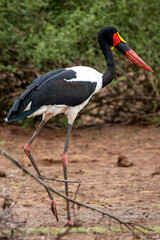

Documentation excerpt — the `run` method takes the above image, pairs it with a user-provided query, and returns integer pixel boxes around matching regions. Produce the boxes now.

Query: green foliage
[0,0,160,124]
[0,0,159,71]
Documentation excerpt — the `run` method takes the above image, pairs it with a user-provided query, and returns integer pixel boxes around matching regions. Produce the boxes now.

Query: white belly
[28,97,90,124]
[28,104,68,120]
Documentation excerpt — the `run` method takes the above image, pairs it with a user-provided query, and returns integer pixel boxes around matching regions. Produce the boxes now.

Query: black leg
[62,124,73,226]
[24,119,58,221]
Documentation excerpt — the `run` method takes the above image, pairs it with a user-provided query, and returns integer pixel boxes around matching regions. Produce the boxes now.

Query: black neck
[98,36,116,88]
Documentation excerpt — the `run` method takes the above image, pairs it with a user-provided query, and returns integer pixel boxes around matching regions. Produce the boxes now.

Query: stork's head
[98,26,153,72]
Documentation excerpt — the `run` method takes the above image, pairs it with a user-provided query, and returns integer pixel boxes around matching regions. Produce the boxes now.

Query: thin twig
[73,184,81,201]
[72,183,81,222]
[39,176,81,183]
[129,222,153,232]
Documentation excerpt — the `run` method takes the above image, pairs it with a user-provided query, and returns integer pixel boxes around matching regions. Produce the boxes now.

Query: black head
[98,26,117,46]
[98,26,153,72]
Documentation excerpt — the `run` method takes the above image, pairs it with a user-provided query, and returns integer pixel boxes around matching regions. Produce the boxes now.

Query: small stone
[0,170,7,178]
[151,167,160,178]
[117,155,133,167]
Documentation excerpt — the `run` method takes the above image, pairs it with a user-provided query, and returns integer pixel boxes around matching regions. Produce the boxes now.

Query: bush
[0,0,159,124]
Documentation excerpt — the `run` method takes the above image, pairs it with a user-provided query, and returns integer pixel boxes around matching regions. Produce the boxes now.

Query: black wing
[5,69,97,121]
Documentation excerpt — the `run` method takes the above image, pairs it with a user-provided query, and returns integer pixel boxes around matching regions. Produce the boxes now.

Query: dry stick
[72,183,81,222]
[129,222,151,232]
[40,176,81,183]
[0,148,153,235]
[73,184,81,202]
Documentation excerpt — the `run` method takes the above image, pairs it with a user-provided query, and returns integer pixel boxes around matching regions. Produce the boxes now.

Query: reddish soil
[0,123,160,239]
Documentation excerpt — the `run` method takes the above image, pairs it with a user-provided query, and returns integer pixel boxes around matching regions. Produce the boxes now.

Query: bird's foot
[64,219,73,226]
[62,152,68,167]
[50,200,59,222]
[24,143,31,156]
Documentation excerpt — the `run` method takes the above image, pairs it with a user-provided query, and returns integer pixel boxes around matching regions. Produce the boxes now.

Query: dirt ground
[0,123,160,239]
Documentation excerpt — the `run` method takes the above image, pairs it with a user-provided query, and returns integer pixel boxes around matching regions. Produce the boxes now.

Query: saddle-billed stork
[4,26,153,225]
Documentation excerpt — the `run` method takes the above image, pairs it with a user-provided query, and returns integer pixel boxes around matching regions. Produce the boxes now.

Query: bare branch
[72,183,81,221]
[40,176,81,183]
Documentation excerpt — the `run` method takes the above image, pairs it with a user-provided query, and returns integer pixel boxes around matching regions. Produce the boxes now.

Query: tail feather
[4,69,66,122]
[5,89,37,122]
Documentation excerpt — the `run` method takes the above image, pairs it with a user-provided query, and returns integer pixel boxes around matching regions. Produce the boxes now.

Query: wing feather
[5,68,97,121]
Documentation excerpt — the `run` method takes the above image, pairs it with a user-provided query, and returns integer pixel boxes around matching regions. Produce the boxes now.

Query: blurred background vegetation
[0,0,160,126]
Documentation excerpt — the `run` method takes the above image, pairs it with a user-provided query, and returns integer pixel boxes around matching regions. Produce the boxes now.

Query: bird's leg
[24,119,45,176]
[24,119,58,221]
[62,124,73,226]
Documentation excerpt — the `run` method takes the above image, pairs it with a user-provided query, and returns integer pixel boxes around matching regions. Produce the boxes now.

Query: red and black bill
[112,32,153,72]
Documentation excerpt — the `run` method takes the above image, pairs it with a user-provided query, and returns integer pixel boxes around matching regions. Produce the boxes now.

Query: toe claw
[50,200,59,222]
